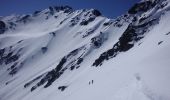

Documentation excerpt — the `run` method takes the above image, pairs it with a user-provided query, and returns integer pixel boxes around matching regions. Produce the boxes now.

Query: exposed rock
[0,21,6,34]
[24,75,44,88]
[128,1,153,14]
[103,21,113,26]
[58,86,67,91]
[166,32,170,35]
[93,25,137,66]
[50,32,56,37]
[54,6,73,13]
[91,9,102,16]
[158,41,163,45]
[30,56,67,91]
[83,29,95,38]
[77,58,83,65]
[5,53,20,65]
[70,65,75,70]
[33,11,41,16]
[91,32,106,48]
[10,62,18,69]
[41,47,48,54]
[80,17,95,26]
[49,6,55,15]
[70,16,80,27]
[17,15,30,23]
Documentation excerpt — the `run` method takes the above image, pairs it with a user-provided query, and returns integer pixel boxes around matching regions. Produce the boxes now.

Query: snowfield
[0,0,170,100]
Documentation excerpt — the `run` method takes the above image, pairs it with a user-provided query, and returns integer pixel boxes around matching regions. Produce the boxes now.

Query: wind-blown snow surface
[0,0,170,100]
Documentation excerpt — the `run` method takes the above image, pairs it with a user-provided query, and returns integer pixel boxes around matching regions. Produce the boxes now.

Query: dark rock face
[41,47,48,54]
[31,86,36,92]
[103,21,113,26]
[158,41,163,45]
[70,16,80,27]
[49,32,56,37]
[0,21,5,29]
[91,32,106,48]
[8,22,17,30]
[92,25,137,66]
[92,16,158,67]
[0,48,5,58]
[137,18,157,28]
[41,57,67,88]
[118,26,136,51]
[33,11,41,16]
[77,58,83,65]
[8,60,24,76]
[58,86,67,91]
[63,6,73,13]
[91,9,102,16]
[49,6,73,15]
[92,3,160,66]
[70,65,75,70]
[0,48,5,64]
[80,9,101,26]
[17,15,30,23]
[9,67,18,75]
[139,17,148,23]
[28,46,86,91]
[92,25,136,66]
[54,6,73,13]
[49,6,55,15]
[29,56,66,91]
[0,46,22,76]
[5,53,20,65]
[83,29,95,38]
[166,32,170,35]
[0,49,20,65]
[30,67,65,91]
[70,9,101,27]
[80,17,95,26]
[10,62,18,70]
[128,0,163,14]
[55,57,67,72]
[91,34,103,48]
[128,1,153,14]
[0,21,6,34]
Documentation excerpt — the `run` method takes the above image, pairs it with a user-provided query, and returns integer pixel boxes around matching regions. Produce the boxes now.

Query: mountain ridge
[0,0,170,100]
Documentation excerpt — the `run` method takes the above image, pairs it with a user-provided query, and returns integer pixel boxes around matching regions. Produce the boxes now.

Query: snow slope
[0,0,170,100]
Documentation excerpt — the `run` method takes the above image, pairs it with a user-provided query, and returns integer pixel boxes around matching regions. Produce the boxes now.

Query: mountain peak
[48,5,73,14]
[90,9,102,16]
[128,0,168,14]
[1,1,170,100]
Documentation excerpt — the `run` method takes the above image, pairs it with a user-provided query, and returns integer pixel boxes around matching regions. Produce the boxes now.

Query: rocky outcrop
[0,21,6,34]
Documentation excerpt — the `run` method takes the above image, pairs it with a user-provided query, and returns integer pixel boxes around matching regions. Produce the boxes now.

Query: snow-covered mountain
[0,0,170,100]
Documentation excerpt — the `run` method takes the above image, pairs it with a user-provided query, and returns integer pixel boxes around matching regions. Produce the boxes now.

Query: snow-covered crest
[0,0,170,100]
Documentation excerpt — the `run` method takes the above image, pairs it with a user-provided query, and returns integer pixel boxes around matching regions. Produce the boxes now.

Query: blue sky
[0,0,140,18]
